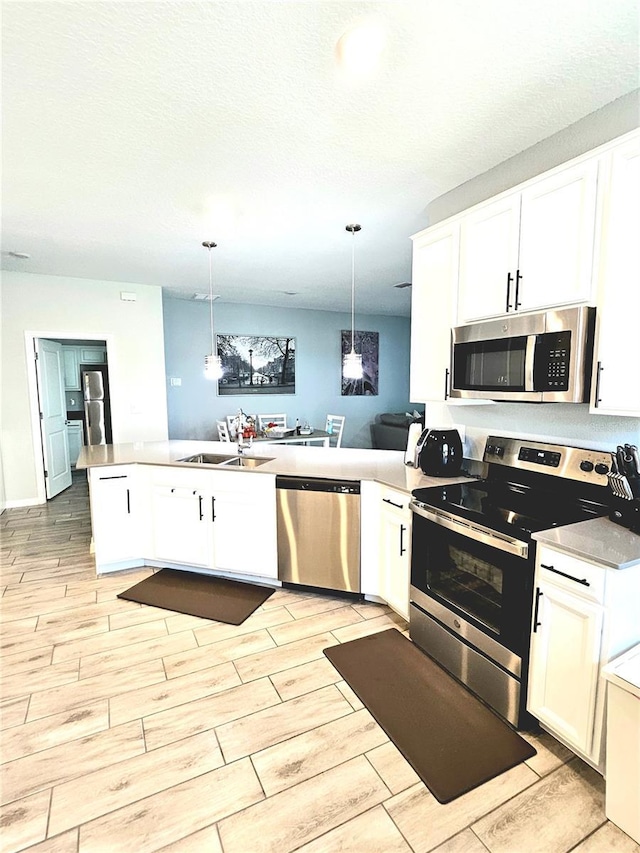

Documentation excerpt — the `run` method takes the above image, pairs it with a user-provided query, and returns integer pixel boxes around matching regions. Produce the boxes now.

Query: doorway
[29,335,112,501]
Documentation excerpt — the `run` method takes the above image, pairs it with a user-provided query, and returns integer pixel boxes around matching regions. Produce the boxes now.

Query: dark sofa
[370,412,424,451]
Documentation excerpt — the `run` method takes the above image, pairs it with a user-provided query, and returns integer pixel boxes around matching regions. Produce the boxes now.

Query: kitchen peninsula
[77,440,463,620]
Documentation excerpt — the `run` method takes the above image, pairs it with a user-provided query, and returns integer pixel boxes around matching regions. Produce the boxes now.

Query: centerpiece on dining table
[262,421,296,439]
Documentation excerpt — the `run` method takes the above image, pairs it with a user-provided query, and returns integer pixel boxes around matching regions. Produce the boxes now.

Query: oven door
[409,504,534,666]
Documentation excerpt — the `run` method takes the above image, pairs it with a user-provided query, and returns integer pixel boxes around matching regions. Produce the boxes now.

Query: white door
[35,339,72,498]
[379,492,411,620]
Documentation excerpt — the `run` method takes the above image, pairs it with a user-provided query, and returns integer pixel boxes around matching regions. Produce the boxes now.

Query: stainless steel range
[409,435,612,728]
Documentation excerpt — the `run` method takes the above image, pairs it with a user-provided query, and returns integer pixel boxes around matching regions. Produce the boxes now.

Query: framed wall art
[341,330,379,396]
[216,334,296,396]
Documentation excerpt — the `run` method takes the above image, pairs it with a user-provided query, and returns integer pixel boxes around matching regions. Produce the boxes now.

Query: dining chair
[257,414,287,430]
[325,414,345,448]
[216,420,230,442]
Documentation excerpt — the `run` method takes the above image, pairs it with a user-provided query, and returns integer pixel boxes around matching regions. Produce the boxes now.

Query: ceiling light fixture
[202,241,224,381]
[343,224,363,380]
[336,20,387,79]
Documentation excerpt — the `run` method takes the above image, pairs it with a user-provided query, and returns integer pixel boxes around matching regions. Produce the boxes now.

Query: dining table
[249,429,332,447]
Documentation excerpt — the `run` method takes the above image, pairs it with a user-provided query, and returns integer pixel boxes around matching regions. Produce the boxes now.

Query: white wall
[0,272,168,505]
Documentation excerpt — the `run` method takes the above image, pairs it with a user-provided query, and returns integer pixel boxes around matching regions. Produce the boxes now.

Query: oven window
[454,337,527,391]
[431,544,503,633]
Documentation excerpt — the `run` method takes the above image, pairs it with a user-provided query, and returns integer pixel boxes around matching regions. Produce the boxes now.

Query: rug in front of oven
[323,627,536,803]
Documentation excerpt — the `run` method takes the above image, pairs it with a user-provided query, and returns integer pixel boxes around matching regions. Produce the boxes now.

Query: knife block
[609,496,640,534]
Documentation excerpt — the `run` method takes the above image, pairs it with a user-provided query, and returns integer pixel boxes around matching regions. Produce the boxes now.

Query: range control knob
[594,462,609,475]
[579,460,594,472]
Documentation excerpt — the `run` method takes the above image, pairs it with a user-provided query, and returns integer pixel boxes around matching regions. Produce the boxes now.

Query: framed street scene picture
[216,334,296,395]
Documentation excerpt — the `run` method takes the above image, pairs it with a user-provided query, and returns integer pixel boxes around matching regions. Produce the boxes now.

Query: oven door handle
[409,502,529,559]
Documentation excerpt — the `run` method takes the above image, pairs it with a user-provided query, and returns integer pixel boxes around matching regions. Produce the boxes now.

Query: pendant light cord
[350,228,356,351]
[208,246,215,355]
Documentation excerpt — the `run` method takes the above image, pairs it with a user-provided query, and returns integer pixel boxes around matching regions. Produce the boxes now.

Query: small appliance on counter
[415,428,463,477]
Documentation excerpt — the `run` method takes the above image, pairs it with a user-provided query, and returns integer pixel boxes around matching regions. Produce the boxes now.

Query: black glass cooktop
[412,479,608,541]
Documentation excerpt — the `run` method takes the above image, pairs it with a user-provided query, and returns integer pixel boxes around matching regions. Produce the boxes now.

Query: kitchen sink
[219,456,274,468]
[177,453,273,468]
[177,453,237,465]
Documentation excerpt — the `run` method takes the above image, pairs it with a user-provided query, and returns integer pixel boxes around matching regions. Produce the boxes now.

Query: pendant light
[202,241,224,380]
[343,223,363,379]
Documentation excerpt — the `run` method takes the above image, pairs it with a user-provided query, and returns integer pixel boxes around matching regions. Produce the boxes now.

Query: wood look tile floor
[1,473,638,853]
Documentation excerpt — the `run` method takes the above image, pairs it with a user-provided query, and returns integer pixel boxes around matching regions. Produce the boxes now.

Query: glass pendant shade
[202,240,223,381]
[204,353,224,380]
[342,349,363,379]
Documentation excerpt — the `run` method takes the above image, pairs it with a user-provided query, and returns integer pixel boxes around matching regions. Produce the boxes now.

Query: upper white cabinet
[457,159,599,323]
[62,347,80,390]
[410,222,460,402]
[591,132,640,416]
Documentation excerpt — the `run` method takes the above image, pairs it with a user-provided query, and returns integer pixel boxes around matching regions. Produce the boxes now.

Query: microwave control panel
[535,330,571,391]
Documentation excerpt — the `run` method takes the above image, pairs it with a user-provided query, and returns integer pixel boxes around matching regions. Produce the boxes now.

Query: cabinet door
[89,466,144,567]
[66,423,83,467]
[591,134,640,416]
[62,347,80,390]
[528,580,603,756]
[517,159,598,312]
[151,485,214,568]
[79,347,106,364]
[458,194,521,322]
[379,490,411,620]
[211,472,277,578]
[410,223,459,403]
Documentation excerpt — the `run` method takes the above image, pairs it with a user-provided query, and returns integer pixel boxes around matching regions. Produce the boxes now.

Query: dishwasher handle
[276,476,360,495]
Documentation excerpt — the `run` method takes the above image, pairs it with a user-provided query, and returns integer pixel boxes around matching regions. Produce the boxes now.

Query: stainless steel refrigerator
[82,368,112,445]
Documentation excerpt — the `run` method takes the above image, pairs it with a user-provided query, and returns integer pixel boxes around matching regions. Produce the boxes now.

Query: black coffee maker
[417,428,463,477]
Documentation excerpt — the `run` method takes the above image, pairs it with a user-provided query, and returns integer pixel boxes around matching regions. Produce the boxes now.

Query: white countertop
[533,516,640,570]
[602,644,640,697]
[76,439,469,493]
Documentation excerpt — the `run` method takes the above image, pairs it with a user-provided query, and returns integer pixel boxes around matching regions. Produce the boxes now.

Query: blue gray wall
[163,297,412,447]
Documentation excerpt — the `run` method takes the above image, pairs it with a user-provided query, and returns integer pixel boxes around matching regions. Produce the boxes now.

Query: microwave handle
[524,334,536,392]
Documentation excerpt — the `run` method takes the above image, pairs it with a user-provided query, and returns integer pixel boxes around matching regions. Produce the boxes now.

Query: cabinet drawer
[537,546,606,603]
[380,488,411,514]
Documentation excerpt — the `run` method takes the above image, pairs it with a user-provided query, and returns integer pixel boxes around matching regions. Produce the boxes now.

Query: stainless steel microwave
[450,306,595,402]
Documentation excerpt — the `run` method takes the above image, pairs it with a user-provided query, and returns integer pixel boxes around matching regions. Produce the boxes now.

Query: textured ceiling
[2,1,638,317]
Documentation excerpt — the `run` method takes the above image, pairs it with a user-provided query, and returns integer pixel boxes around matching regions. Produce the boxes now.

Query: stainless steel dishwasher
[276,476,361,593]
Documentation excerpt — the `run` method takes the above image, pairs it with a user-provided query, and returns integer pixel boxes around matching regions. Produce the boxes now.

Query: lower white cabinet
[150,467,215,568]
[379,487,412,620]
[89,465,149,570]
[527,545,640,771]
[66,421,83,467]
[210,470,277,579]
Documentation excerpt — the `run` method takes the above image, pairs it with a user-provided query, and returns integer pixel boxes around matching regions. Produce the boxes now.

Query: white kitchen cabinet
[527,544,640,771]
[89,465,149,571]
[150,467,215,569]
[210,470,277,579]
[65,421,83,467]
[79,346,106,364]
[457,159,598,323]
[591,131,640,416]
[410,222,460,403]
[62,347,80,390]
[379,486,412,620]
